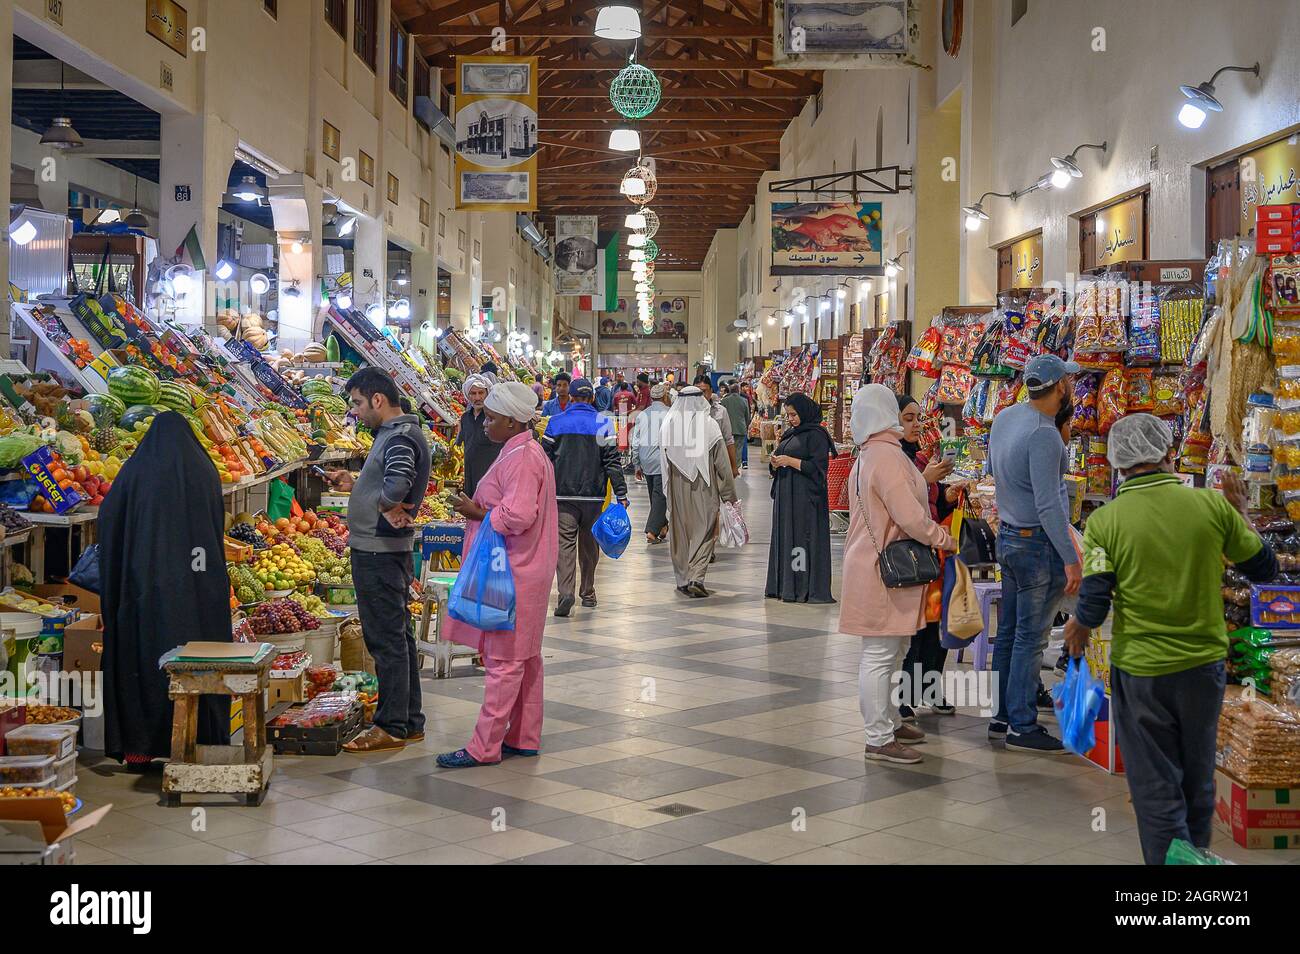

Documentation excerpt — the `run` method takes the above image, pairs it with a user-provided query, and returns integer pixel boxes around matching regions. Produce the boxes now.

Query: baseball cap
[570,378,595,397]
[1023,354,1081,390]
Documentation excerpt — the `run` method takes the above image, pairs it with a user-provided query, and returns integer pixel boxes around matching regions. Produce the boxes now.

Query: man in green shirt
[1064,413,1276,865]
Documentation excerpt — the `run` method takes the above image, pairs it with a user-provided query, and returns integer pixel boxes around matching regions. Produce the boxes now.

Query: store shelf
[1,529,32,548]
[24,508,99,526]
[222,459,309,497]
[10,304,105,394]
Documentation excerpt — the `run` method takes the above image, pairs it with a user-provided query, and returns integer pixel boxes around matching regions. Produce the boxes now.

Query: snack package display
[906,325,943,377]
[1127,288,1161,363]
[1152,372,1183,416]
[1126,368,1154,412]
[1270,255,1300,314]
[1073,350,1125,371]
[937,363,975,404]
[992,379,1020,416]
[1160,296,1204,364]
[1072,374,1100,435]
[1098,368,1128,436]
[1073,278,1130,354]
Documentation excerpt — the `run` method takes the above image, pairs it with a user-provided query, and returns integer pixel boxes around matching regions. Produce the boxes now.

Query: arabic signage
[145,0,188,57]
[1003,231,1043,289]
[454,56,538,212]
[771,202,883,276]
[1238,134,1300,235]
[554,215,599,296]
[1095,193,1144,267]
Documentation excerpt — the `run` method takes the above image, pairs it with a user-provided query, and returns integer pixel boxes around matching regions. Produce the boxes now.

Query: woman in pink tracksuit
[439,383,559,768]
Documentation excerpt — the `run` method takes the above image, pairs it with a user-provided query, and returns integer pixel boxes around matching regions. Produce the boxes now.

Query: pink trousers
[465,654,544,763]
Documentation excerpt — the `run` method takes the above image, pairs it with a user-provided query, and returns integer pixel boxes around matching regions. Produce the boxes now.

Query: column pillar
[352,213,386,323]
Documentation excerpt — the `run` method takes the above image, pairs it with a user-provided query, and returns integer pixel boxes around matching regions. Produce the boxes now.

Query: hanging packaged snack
[1072,373,1100,435]
[1152,372,1183,417]
[1086,437,1112,497]
[1072,278,1129,354]
[937,363,974,404]
[960,318,989,366]
[1269,255,1300,314]
[1242,393,1276,481]
[1127,286,1161,364]
[905,325,943,377]
[1073,350,1125,372]
[1275,320,1300,363]
[993,378,1021,415]
[1097,368,1128,436]
[1126,368,1154,412]
[1160,295,1204,364]
[936,322,965,365]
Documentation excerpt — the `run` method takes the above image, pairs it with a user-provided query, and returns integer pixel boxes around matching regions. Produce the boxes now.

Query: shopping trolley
[827,453,854,534]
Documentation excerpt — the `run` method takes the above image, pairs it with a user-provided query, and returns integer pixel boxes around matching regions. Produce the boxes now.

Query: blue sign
[421,523,465,558]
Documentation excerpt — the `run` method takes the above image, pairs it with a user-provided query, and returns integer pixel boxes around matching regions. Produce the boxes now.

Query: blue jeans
[992,526,1065,733]
[737,436,749,465]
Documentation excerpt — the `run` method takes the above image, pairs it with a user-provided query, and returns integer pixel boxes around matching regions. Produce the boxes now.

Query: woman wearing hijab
[438,382,559,767]
[840,385,956,764]
[100,411,231,771]
[662,386,738,597]
[765,392,835,603]
[895,392,962,720]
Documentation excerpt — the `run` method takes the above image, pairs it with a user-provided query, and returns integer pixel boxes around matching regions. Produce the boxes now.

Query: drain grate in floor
[649,803,705,817]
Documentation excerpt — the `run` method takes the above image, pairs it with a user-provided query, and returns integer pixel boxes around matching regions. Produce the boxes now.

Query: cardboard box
[1214,769,1300,849]
[1257,234,1296,255]
[1257,204,1300,224]
[32,585,101,615]
[0,798,110,865]
[61,616,103,674]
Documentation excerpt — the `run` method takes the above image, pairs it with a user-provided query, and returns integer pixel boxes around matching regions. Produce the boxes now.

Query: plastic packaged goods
[1097,368,1128,436]
[0,754,56,784]
[1152,372,1183,417]
[936,364,975,404]
[1216,694,1300,787]
[1,724,77,759]
[1160,296,1205,364]
[1072,374,1100,435]
[1127,287,1161,364]
[1269,255,1300,314]
[1126,368,1154,412]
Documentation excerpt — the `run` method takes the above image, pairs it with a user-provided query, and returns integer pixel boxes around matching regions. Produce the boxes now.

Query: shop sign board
[145,0,188,57]
[1095,194,1144,267]
[554,215,599,296]
[455,56,539,212]
[1238,134,1300,235]
[773,0,917,69]
[771,201,883,276]
[1005,232,1043,288]
[322,121,341,162]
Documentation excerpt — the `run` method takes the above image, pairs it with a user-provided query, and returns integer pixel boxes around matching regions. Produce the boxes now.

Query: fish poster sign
[771,202,883,275]
[455,55,538,211]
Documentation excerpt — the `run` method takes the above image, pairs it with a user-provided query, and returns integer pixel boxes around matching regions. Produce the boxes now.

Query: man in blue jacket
[542,378,629,617]
[541,372,572,417]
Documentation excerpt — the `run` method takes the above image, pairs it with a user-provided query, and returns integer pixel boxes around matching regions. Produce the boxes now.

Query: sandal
[342,725,406,753]
[502,743,539,758]
[436,748,500,768]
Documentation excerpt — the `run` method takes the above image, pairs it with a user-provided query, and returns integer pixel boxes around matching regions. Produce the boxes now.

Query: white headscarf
[850,383,904,445]
[660,386,723,485]
[463,373,492,398]
[484,381,539,424]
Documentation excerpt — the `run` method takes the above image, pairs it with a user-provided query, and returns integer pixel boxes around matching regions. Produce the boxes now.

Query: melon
[85,392,127,427]
[107,366,161,406]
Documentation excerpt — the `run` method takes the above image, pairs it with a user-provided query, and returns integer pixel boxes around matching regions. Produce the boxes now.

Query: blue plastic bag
[1051,656,1106,755]
[447,511,515,631]
[591,501,631,559]
[69,544,100,595]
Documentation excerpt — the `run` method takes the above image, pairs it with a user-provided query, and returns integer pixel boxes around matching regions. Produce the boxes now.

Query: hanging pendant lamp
[40,62,83,150]
[609,61,661,119]
[123,175,149,229]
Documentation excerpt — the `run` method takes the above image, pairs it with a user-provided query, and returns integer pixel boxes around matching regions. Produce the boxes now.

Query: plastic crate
[266,705,363,756]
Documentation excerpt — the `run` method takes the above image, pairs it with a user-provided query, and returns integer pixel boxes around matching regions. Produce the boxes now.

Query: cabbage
[50,430,83,465]
[0,433,44,468]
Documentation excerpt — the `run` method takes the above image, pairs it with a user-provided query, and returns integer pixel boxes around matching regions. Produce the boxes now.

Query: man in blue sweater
[987,354,1081,753]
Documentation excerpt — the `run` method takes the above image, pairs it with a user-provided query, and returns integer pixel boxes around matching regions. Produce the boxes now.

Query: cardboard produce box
[0,798,110,865]
[61,616,103,674]
[32,585,101,615]
[1214,769,1300,849]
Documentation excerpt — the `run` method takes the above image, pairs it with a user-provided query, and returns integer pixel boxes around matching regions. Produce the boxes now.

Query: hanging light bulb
[230,175,265,202]
[608,128,641,152]
[290,240,304,254]
[213,260,235,281]
[39,63,83,150]
[628,233,647,248]
[336,293,352,309]
[594,4,642,40]
[624,212,646,229]
[628,249,646,262]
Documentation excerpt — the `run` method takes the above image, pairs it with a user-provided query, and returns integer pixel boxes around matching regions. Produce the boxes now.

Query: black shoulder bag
[855,460,941,588]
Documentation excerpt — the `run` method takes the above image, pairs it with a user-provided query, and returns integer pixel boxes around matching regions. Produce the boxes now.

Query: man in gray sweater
[326,368,432,753]
[987,354,1081,753]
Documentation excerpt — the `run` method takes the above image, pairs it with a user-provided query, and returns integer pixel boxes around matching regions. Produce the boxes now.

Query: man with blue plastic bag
[542,378,628,617]
[1065,414,1276,864]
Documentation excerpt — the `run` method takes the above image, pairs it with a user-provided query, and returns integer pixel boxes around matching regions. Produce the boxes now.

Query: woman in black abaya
[765,392,835,603]
[100,411,231,769]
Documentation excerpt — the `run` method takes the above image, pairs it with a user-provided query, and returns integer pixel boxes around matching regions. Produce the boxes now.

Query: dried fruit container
[3,724,77,759]
[52,751,77,789]
[0,754,56,784]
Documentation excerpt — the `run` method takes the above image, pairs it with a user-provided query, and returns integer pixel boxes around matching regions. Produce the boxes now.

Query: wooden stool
[161,654,275,807]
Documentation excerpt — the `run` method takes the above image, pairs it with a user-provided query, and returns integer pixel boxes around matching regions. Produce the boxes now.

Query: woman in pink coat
[438,382,559,768]
[839,384,955,765]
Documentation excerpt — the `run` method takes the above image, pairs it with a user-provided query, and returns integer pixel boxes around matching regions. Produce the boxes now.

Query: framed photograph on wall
[387,173,400,204]
[358,150,375,186]
[322,120,341,161]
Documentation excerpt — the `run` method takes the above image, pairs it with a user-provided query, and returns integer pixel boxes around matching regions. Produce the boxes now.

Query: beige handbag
[947,558,984,639]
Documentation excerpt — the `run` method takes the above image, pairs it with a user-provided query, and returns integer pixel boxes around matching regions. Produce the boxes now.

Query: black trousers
[900,621,948,707]
[1112,660,1225,865]
[644,473,668,537]
[351,549,424,739]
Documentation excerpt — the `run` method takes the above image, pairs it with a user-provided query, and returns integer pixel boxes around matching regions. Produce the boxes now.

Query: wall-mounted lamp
[961,191,1014,232]
[884,250,908,278]
[1177,63,1260,129]
[1048,142,1107,189]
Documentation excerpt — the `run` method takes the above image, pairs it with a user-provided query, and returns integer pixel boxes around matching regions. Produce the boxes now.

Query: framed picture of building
[454,55,538,211]
[358,150,375,186]
[387,173,399,204]
[322,120,341,162]
[419,198,430,227]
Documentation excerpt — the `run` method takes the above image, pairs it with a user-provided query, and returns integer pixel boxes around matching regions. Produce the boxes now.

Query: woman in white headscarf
[438,382,559,768]
[840,384,956,765]
[661,386,738,597]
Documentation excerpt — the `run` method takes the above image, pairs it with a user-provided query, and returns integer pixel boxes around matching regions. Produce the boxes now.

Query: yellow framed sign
[1095,194,1144,267]
[1238,134,1300,235]
[454,56,538,211]
[146,0,188,57]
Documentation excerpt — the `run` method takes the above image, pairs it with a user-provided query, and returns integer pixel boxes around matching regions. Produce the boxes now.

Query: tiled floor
[74,467,1300,865]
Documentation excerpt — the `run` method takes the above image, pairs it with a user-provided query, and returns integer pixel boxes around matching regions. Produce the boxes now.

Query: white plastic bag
[718,500,749,548]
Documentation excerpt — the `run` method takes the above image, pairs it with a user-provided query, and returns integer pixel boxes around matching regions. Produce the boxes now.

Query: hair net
[1106,413,1173,470]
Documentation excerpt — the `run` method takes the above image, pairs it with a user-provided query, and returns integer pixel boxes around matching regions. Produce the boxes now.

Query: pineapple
[91,427,119,454]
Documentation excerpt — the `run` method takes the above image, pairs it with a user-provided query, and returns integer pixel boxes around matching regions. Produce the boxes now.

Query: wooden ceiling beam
[537,85,815,98]
[435,56,773,70]
[415,22,770,37]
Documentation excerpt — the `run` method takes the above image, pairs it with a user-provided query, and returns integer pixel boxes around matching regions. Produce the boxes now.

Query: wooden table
[160,651,275,807]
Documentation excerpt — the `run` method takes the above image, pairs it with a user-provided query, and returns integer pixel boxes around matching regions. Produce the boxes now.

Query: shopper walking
[594,376,613,412]
[613,381,637,419]
[721,381,752,468]
[840,384,956,764]
[662,386,738,597]
[1064,415,1275,863]
[438,383,559,768]
[542,377,628,616]
[896,392,961,719]
[694,374,738,475]
[455,372,501,498]
[541,372,573,417]
[987,353,1081,753]
[765,392,835,604]
[100,412,231,771]
[631,382,672,543]
[634,371,653,411]
[327,368,432,753]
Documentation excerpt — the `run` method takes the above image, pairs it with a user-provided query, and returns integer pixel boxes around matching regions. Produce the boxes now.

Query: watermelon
[107,366,161,406]
[157,381,192,413]
[86,392,127,427]
[120,404,165,429]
